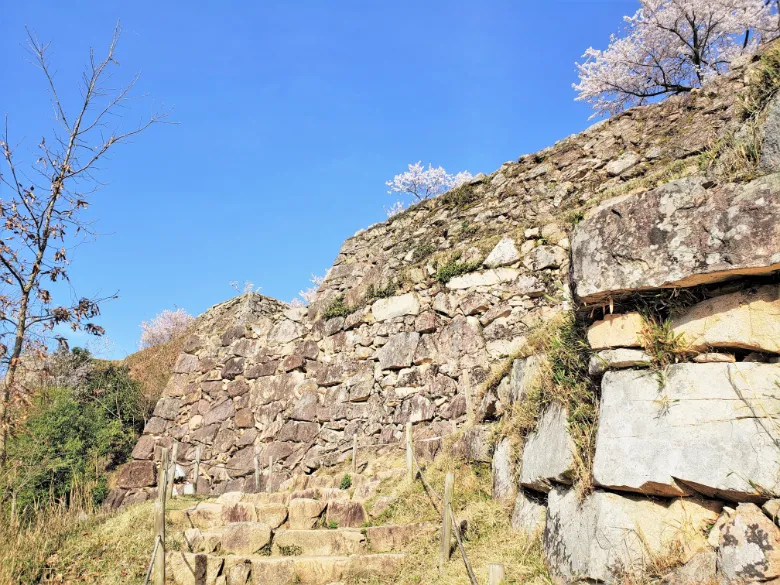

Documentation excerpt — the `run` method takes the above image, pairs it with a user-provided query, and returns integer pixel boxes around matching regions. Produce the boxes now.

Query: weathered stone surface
[509,354,546,404]
[545,487,721,584]
[587,312,644,350]
[174,353,200,374]
[662,550,717,585]
[605,151,640,176]
[221,357,245,379]
[446,268,519,290]
[255,503,288,529]
[169,551,223,585]
[693,352,736,363]
[221,522,271,555]
[377,332,420,370]
[484,236,520,268]
[452,425,492,463]
[326,499,367,528]
[131,435,155,460]
[594,364,780,501]
[672,285,780,354]
[765,499,780,527]
[371,293,420,321]
[760,94,780,174]
[520,404,576,492]
[154,397,181,420]
[203,399,236,427]
[288,498,326,529]
[492,438,516,503]
[365,523,435,553]
[718,503,780,584]
[511,490,547,535]
[116,461,156,489]
[273,528,365,556]
[523,245,567,271]
[588,348,652,376]
[572,174,780,303]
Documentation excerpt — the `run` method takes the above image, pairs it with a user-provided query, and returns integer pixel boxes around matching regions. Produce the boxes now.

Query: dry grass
[357,452,552,585]
[124,332,190,414]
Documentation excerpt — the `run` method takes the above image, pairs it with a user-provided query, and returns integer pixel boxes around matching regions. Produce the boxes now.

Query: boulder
[255,503,288,529]
[717,503,780,584]
[509,354,546,403]
[571,174,780,303]
[377,332,420,370]
[446,268,519,290]
[520,404,576,492]
[545,487,721,584]
[220,522,272,555]
[116,461,156,489]
[483,237,520,268]
[491,438,517,503]
[371,293,420,321]
[605,151,640,176]
[168,551,223,585]
[326,499,368,528]
[586,312,644,350]
[288,498,326,529]
[523,245,567,271]
[672,285,780,354]
[511,490,547,536]
[593,364,780,501]
[131,435,156,460]
[588,348,652,376]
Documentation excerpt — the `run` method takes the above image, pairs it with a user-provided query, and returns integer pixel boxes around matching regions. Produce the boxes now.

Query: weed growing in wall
[434,256,482,284]
[323,295,355,319]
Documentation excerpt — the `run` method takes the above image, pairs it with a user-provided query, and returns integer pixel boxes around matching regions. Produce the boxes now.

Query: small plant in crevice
[326,520,339,530]
[340,473,352,490]
[740,43,780,120]
[323,295,354,319]
[365,281,397,302]
[257,542,272,556]
[434,255,482,284]
[278,544,303,557]
[638,316,691,382]
[411,242,436,263]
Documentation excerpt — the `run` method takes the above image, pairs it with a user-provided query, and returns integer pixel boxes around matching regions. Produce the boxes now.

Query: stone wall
[112,43,780,585]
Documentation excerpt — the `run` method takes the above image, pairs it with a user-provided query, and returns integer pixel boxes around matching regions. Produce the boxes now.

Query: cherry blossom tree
[385,162,473,216]
[574,0,779,117]
[139,308,195,349]
[289,271,329,307]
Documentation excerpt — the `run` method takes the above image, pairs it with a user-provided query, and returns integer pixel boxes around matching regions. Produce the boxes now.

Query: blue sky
[1,0,634,358]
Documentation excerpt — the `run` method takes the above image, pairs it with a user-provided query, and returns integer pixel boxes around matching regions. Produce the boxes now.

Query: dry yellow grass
[124,332,190,415]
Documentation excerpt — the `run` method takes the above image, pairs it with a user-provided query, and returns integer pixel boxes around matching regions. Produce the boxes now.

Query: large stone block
[168,551,223,585]
[520,404,576,493]
[511,489,547,536]
[371,293,420,321]
[586,312,644,350]
[594,363,780,501]
[288,498,326,529]
[672,285,780,354]
[220,522,271,555]
[545,487,721,584]
[377,332,420,370]
[116,461,156,489]
[571,174,780,303]
[492,437,517,503]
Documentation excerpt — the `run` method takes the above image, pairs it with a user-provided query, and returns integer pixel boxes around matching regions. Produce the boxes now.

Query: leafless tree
[0,23,168,463]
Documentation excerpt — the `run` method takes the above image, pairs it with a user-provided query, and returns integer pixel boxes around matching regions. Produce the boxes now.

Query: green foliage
[323,295,354,318]
[411,243,436,263]
[741,43,780,119]
[364,281,397,302]
[326,520,339,530]
[278,544,303,556]
[434,257,481,284]
[440,183,478,208]
[339,473,352,490]
[5,351,146,512]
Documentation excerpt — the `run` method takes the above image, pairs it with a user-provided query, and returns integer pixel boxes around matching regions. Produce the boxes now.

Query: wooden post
[154,447,168,585]
[439,471,454,569]
[167,442,178,499]
[406,422,414,482]
[488,563,505,585]
[193,445,201,493]
[352,434,358,474]
[254,454,260,492]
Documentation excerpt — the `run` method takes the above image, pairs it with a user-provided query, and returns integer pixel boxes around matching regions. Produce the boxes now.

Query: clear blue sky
[1,0,634,358]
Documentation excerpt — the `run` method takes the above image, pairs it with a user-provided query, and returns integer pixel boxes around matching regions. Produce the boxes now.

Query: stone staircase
[165,467,435,585]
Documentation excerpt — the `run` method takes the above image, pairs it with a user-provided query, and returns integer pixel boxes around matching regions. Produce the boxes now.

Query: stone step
[183,522,434,557]
[167,551,405,585]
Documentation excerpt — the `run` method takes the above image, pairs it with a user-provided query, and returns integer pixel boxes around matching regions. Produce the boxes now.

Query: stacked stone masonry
[114,47,780,585]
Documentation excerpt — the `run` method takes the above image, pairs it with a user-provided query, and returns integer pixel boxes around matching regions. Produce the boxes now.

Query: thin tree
[0,24,167,462]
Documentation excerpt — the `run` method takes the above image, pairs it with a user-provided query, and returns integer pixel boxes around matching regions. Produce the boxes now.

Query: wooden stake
[439,471,454,569]
[153,501,166,585]
[352,434,358,474]
[406,422,414,482]
[193,445,201,494]
[158,447,169,506]
[489,563,505,585]
[167,442,178,499]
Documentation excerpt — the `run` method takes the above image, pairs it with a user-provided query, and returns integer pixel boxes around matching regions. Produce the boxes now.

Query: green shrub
[339,473,352,490]
[411,243,436,263]
[5,351,146,513]
[323,296,354,318]
[365,282,397,302]
[435,258,481,284]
